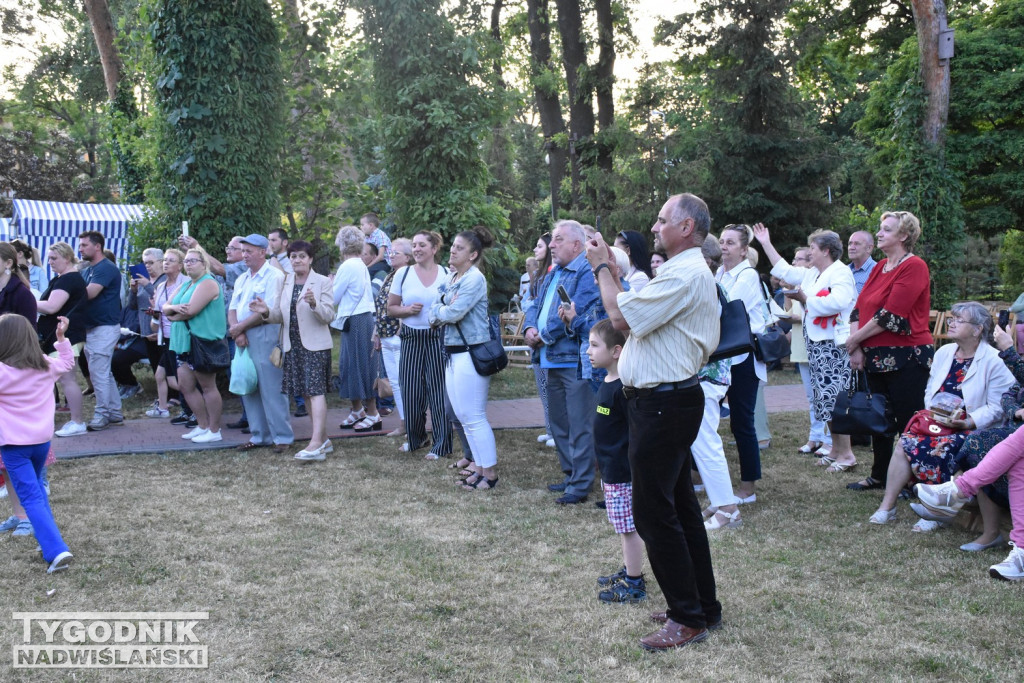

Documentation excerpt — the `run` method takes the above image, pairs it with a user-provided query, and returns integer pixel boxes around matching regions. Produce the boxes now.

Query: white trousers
[692,380,736,508]
[445,352,496,468]
[380,335,404,420]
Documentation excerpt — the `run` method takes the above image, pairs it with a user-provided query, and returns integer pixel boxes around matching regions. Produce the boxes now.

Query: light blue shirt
[849,256,876,295]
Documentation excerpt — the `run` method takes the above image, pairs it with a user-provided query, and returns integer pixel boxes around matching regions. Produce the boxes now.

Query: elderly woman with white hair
[333,225,381,432]
[868,301,1014,528]
[752,224,858,471]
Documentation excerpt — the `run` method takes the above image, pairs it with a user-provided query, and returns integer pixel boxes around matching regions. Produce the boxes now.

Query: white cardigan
[770,259,856,344]
[924,341,1015,431]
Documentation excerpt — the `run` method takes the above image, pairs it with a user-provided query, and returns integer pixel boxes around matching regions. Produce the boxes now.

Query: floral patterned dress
[900,358,972,484]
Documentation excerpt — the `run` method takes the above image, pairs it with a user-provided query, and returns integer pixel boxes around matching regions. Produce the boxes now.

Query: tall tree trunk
[487,0,513,193]
[82,0,123,100]
[526,0,567,220]
[910,0,951,148]
[593,0,615,212]
[554,0,595,212]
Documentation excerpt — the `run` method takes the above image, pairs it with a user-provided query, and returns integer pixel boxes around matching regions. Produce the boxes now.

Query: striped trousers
[399,327,452,457]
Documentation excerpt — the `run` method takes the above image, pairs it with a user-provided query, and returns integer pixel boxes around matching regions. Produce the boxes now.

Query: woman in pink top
[0,314,75,573]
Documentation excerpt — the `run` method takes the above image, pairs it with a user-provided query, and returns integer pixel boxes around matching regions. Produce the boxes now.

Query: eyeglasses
[143,259,162,266]
[947,317,972,327]
[225,246,240,252]
[183,258,201,265]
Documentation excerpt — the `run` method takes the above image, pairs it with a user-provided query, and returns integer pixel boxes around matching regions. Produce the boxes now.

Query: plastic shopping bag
[229,347,258,396]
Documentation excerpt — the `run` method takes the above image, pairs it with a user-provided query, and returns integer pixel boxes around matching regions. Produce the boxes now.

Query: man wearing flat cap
[228,233,293,451]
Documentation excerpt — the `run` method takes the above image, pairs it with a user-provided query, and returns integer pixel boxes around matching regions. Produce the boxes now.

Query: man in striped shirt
[586,193,722,652]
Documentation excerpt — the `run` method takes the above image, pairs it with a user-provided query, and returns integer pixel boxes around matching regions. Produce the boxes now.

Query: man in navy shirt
[79,231,124,431]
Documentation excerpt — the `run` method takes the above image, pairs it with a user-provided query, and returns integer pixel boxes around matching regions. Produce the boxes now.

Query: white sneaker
[146,407,170,418]
[545,438,555,448]
[47,551,73,574]
[192,430,222,443]
[55,421,88,437]
[537,433,551,443]
[989,544,1024,581]
[182,427,207,440]
[914,480,970,519]
[869,508,897,525]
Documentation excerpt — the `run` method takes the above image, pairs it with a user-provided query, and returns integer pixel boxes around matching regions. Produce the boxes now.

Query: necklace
[883,253,911,273]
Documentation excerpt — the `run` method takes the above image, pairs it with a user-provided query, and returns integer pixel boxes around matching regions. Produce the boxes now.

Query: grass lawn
[3,412,1023,681]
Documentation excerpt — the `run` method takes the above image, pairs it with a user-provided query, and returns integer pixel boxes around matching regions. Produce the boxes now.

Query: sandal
[847,477,884,491]
[458,472,484,487]
[448,457,472,470]
[352,414,382,432]
[462,476,498,491]
[825,460,856,473]
[815,455,836,467]
[340,410,366,429]
[424,453,439,460]
[798,441,823,454]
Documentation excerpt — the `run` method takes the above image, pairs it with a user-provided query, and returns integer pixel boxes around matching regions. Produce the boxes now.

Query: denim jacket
[428,266,490,346]
[524,251,601,367]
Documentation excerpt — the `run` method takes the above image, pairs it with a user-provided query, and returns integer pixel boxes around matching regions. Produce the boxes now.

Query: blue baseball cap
[240,233,269,249]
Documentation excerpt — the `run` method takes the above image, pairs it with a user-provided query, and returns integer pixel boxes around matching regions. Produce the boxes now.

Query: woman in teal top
[163,248,227,444]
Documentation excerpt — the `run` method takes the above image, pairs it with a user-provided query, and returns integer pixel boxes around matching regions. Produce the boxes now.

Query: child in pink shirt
[0,313,75,573]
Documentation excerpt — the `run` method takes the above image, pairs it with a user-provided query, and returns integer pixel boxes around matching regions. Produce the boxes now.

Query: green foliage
[859,0,1024,241]
[357,0,509,243]
[0,129,103,214]
[880,75,966,310]
[959,234,1003,301]
[999,230,1024,295]
[146,0,284,249]
[656,0,837,260]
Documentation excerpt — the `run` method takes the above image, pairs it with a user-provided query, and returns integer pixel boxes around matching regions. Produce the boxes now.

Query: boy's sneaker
[914,480,970,519]
[12,519,33,537]
[989,544,1024,581]
[0,515,21,532]
[599,576,647,603]
[597,566,627,587]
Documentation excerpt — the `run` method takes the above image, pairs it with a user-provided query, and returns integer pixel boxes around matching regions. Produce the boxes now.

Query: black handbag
[455,322,508,377]
[829,370,889,436]
[752,281,791,364]
[184,320,230,373]
[709,285,755,362]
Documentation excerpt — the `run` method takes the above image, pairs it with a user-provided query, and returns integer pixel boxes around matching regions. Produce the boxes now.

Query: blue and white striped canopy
[9,199,148,281]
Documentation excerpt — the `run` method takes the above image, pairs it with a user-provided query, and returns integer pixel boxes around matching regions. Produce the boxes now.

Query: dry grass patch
[2,413,1023,681]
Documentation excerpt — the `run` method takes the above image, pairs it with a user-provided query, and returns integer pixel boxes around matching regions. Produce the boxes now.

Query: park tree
[146,0,285,249]
[356,0,508,241]
[658,0,837,259]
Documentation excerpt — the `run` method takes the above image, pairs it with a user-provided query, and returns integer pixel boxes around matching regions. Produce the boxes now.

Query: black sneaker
[597,566,627,587]
[186,416,198,428]
[170,412,194,426]
[294,406,308,418]
[599,577,647,604]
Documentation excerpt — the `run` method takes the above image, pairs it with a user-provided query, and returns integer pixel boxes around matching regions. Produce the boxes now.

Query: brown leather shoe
[640,619,709,651]
[236,441,265,452]
[272,444,290,453]
[650,611,722,630]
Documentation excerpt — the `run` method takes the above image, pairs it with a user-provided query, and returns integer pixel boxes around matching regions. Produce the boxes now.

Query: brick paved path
[52,384,808,460]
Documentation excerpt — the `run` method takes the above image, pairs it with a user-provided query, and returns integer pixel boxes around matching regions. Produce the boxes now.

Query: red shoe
[640,619,708,651]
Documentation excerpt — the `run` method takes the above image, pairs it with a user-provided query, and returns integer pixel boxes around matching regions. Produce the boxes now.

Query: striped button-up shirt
[617,247,720,389]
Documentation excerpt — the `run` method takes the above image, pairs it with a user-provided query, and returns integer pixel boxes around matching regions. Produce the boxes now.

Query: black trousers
[628,384,720,628]
[867,362,930,482]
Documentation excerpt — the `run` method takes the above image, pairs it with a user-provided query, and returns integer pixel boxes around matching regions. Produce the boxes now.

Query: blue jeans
[0,443,69,563]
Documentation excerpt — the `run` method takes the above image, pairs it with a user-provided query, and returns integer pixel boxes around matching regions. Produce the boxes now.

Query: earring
[3,268,8,276]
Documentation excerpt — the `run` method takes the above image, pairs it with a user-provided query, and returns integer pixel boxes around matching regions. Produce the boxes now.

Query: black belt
[445,344,471,354]
[622,376,699,399]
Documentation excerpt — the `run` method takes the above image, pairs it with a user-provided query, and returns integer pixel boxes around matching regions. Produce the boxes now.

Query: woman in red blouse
[844,211,933,491]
